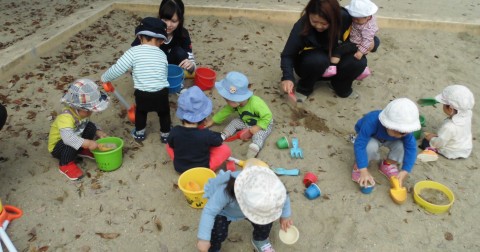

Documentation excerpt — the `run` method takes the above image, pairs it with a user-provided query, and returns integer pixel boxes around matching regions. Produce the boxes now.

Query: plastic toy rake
[102,82,136,123]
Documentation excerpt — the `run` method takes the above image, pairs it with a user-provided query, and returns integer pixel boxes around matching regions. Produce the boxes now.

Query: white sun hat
[345,0,378,18]
[235,165,286,225]
[379,98,421,133]
[435,84,474,124]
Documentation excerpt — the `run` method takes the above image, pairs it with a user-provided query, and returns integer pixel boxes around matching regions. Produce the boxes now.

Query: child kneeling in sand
[418,85,475,161]
[48,79,110,180]
[352,98,421,187]
[166,86,231,173]
[196,163,293,252]
[204,71,273,158]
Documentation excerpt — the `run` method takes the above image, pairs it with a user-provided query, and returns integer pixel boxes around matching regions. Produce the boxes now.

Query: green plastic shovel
[417,97,439,106]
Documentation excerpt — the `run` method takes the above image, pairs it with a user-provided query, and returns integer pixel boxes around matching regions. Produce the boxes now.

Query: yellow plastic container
[0,198,3,213]
[413,180,454,214]
[178,168,216,209]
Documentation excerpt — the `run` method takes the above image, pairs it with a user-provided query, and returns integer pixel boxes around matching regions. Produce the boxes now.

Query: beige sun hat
[345,0,378,18]
[234,165,286,225]
[379,98,421,133]
[435,84,474,124]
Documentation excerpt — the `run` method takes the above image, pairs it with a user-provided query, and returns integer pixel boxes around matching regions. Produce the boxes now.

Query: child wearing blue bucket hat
[48,79,110,180]
[101,17,172,143]
[166,86,231,173]
[204,71,274,158]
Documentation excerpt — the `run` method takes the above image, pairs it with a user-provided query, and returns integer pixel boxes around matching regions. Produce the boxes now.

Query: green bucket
[91,137,124,171]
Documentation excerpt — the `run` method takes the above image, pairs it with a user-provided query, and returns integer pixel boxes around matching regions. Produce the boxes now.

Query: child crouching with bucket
[166,86,231,173]
[196,164,294,252]
[48,79,110,180]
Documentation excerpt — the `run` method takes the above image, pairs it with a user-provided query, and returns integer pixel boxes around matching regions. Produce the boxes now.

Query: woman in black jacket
[280,0,378,100]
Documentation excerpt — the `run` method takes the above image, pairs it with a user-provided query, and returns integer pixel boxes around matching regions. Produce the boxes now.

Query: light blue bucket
[168,64,184,94]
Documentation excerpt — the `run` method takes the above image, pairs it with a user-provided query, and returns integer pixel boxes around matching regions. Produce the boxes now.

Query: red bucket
[195,67,216,91]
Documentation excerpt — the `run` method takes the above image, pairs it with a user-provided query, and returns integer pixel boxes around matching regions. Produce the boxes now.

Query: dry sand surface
[1,1,480,252]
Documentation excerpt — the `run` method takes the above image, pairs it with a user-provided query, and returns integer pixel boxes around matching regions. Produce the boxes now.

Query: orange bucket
[194,67,216,91]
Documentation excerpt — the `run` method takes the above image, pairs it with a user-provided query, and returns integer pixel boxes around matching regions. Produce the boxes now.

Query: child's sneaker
[131,128,146,141]
[417,149,439,162]
[160,132,169,144]
[322,65,337,77]
[356,67,371,80]
[59,162,83,180]
[352,163,361,184]
[247,143,260,158]
[379,160,399,179]
[78,148,95,160]
[251,239,275,252]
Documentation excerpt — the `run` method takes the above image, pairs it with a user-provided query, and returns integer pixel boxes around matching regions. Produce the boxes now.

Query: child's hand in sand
[280,217,293,232]
[96,130,108,138]
[196,240,210,252]
[358,168,375,187]
[396,170,408,187]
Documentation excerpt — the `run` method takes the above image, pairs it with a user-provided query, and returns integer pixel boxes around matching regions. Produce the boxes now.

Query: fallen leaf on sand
[95,232,120,239]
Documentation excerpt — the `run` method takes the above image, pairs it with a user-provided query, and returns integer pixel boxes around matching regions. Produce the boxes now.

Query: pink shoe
[322,65,337,77]
[379,160,399,179]
[351,163,361,183]
[356,67,371,80]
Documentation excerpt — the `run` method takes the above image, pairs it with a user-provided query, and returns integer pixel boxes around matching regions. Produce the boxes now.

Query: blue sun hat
[215,71,253,102]
[176,86,212,122]
[61,79,109,112]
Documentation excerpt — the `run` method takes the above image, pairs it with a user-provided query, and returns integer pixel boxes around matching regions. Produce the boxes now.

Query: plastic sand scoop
[389,176,407,204]
[224,129,253,142]
[102,82,136,123]
[417,97,439,107]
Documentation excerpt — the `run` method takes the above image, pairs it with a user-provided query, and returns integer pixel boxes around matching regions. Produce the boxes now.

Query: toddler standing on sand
[101,17,171,143]
[352,98,420,187]
[48,79,109,180]
[418,85,475,161]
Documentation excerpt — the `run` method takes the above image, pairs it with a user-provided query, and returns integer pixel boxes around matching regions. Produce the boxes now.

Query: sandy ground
[1,1,480,252]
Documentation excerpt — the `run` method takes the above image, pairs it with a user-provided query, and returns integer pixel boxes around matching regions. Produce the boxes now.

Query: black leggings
[209,215,273,252]
[134,88,171,133]
[295,36,380,98]
[51,122,97,165]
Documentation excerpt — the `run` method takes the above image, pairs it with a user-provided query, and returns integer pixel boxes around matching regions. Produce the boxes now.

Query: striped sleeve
[101,49,135,82]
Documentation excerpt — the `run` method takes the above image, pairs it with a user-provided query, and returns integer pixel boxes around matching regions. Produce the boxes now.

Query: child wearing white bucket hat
[101,17,172,143]
[196,164,293,252]
[418,85,475,160]
[325,0,379,80]
[352,98,420,188]
[48,79,110,180]
[204,71,274,159]
[166,86,231,173]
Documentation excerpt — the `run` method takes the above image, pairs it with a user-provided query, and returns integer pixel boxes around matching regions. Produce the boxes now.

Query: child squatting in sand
[352,98,421,187]
[48,79,110,180]
[166,86,231,174]
[204,71,273,159]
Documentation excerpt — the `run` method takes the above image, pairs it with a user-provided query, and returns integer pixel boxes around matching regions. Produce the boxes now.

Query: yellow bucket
[0,198,3,213]
[178,168,216,209]
[413,180,454,214]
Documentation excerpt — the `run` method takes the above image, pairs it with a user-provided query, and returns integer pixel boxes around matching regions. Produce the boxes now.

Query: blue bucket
[168,64,184,94]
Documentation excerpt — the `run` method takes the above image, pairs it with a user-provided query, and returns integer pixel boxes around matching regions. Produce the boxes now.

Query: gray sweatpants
[366,138,404,165]
[222,118,273,149]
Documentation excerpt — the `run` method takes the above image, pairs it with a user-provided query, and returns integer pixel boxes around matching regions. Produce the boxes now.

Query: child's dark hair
[138,34,155,42]
[225,176,236,199]
[181,118,205,125]
[159,0,187,38]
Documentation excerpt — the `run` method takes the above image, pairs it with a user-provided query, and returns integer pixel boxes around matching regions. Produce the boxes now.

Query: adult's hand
[281,80,294,94]
[179,59,194,71]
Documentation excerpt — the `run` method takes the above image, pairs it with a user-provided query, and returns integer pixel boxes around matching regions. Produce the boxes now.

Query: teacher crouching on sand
[280,0,379,100]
